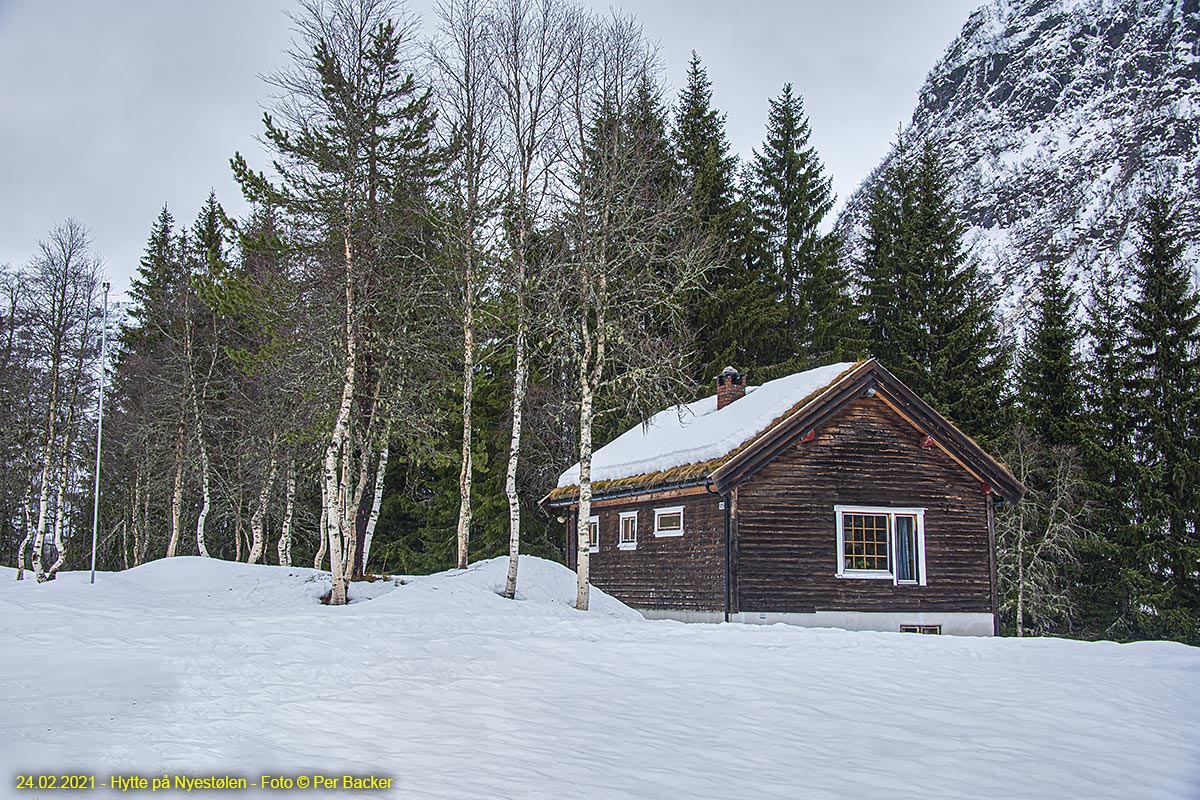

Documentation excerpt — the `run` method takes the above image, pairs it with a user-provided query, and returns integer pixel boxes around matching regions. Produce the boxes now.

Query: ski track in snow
[1,556,1198,799]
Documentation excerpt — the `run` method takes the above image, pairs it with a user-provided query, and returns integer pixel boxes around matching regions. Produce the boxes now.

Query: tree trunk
[574,348,595,611]
[47,484,68,579]
[187,338,213,559]
[248,440,279,564]
[503,310,528,598]
[1016,504,1026,638]
[362,424,389,575]
[277,457,296,566]
[17,496,33,580]
[314,504,328,570]
[344,434,370,583]
[323,213,357,606]
[138,471,151,566]
[456,282,475,570]
[32,390,60,582]
[166,411,185,558]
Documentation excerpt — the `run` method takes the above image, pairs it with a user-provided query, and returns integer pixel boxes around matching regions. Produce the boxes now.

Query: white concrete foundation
[639,608,995,636]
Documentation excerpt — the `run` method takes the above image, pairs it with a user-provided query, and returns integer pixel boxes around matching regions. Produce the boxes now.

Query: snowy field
[2,557,1199,800]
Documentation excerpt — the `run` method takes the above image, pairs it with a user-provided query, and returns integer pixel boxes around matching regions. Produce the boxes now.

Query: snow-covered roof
[556,362,858,489]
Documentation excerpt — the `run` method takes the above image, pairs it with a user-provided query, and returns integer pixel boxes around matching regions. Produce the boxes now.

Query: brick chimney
[715,366,747,410]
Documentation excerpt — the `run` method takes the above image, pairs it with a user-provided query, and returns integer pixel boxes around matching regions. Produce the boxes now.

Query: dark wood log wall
[569,494,725,612]
[735,396,992,614]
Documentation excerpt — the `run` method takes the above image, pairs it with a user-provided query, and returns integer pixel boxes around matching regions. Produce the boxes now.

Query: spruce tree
[1126,192,1200,643]
[672,55,784,381]
[1018,249,1082,449]
[859,137,1010,441]
[674,52,736,224]
[1078,258,1136,637]
[749,83,853,368]
[859,134,914,373]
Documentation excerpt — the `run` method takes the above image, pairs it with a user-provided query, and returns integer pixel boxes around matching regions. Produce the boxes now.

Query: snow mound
[375,555,642,622]
[0,555,636,620]
[0,556,399,608]
[558,362,856,486]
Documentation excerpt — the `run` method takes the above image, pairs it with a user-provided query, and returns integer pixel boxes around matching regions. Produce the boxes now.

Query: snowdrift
[0,554,638,620]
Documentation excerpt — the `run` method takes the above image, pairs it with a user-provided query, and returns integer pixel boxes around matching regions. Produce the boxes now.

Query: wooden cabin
[543,360,1024,636]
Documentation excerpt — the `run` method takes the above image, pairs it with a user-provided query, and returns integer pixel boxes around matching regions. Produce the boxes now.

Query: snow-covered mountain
[838,0,1200,316]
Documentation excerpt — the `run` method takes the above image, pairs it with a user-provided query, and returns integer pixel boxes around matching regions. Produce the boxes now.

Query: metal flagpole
[89,282,109,585]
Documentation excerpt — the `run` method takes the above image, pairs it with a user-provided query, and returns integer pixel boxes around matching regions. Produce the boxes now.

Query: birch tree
[555,14,710,609]
[431,0,502,570]
[997,425,1089,636]
[23,220,102,582]
[233,0,438,604]
[491,0,575,597]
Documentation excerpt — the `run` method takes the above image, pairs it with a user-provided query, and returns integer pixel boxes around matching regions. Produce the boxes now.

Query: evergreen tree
[1018,249,1082,448]
[1077,258,1137,637]
[672,54,784,381]
[1125,192,1200,643]
[1003,249,1088,636]
[674,52,735,224]
[749,83,853,368]
[859,137,1010,441]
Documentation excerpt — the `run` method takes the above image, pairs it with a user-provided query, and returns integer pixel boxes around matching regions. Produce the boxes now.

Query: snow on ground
[557,361,856,486]
[2,556,1199,800]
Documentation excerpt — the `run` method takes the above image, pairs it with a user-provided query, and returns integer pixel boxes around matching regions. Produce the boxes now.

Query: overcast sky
[0,0,981,297]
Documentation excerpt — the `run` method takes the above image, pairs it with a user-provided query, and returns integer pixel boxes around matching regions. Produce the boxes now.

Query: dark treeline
[0,0,1195,641]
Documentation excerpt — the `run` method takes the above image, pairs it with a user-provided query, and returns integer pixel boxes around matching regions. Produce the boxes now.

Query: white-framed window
[618,511,638,550]
[654,506,684,537]
[588,515,599,552]
[834,505,926,585]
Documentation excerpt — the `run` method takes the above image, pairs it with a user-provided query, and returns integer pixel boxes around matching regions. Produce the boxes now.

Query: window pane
[620,516,637,543]
[844,513,889,571]
[896,515,917,582]
[588,520,598,548]
[657,511,682,531]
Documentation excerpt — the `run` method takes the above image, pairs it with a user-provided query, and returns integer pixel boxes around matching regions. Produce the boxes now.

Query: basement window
[834,505,926,585]
[654,506,684,537]
[900,625,942,635]
[588,515,599,553]
[619,511,638,550]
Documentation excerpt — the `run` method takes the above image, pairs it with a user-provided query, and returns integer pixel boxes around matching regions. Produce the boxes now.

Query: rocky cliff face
[837,0,1199,318]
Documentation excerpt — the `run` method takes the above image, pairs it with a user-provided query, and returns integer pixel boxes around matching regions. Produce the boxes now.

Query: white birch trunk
[193,420,211,558]
[248,443,279,564]
[456,283,475,570]
[574,349,595,611]
[362,425,389,575]
[503,314,528,598]
[32,381,60,582]
[1016,517,1026,638]
[323,213,357,606]
[138,472,152,566]
[47,485,68,578]
[17,497,33,580]
[166,412,185,558]
[343,434,370,584]
[314,504,328,570]
[129,469,142,567]
[277,458,296,566]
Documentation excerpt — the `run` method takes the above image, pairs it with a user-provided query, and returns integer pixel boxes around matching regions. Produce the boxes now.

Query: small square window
[654,506,684,537]
[619,512,638,550]
[587,515,599,552]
